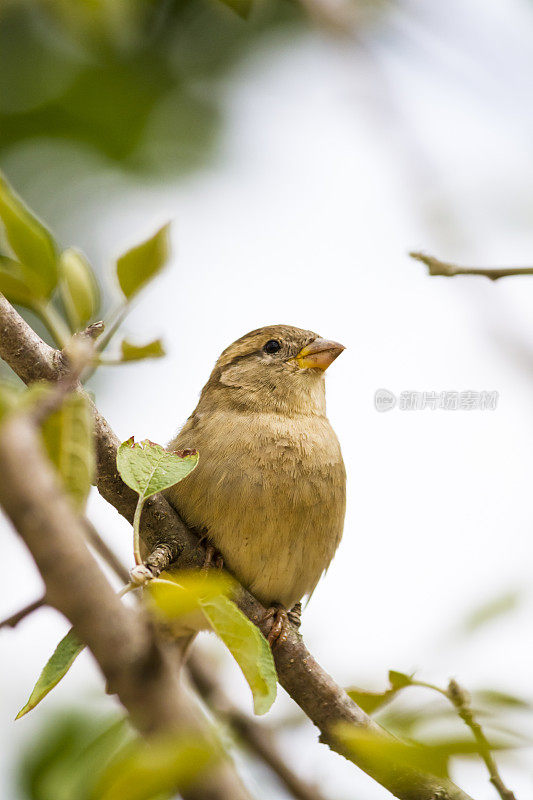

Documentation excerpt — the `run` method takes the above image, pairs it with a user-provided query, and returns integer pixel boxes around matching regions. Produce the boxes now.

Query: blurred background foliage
[17,710,131,800]
[0,0,304,178]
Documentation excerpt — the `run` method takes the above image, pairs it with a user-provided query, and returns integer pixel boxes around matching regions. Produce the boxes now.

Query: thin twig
[0,596,46,629]
[447,680,517,800]
[0,523,128,629]
[411,678,517,800]
[83,520,130,584]
[97,301,130,353]
[410,252,533,281]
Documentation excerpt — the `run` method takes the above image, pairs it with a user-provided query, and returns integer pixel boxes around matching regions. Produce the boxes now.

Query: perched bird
[166,325,346,643]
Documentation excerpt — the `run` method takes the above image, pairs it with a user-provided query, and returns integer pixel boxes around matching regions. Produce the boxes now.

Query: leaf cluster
[0,170,168,361]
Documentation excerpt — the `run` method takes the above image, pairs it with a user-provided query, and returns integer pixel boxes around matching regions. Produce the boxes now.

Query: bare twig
[0,294,473,800]
[0,524,128,630]
[0,596,46,629]
[83,519,130,584]
[410,252,533,281]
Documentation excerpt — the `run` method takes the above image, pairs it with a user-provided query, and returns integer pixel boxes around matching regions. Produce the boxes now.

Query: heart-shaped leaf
[116,224,169,300]
[116,438,198,500]
[16,629,84,719]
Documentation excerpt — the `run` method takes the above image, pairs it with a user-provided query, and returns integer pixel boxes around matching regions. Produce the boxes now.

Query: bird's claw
[262,604,293,648]
[200,540,224,571]
[287,602,302,629]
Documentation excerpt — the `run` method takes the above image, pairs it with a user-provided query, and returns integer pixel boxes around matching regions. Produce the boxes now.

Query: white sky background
[2,0,533,797]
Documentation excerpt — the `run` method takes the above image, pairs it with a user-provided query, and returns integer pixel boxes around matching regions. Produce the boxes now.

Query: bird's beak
[293,338,345,371]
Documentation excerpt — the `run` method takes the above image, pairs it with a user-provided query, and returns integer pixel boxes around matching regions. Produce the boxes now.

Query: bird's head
[201,325,345,415]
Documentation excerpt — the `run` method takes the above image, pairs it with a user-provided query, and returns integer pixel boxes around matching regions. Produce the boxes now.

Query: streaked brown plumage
[166,325,346,617]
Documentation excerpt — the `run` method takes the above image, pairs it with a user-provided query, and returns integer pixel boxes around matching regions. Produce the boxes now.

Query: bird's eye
[263,339,281,355]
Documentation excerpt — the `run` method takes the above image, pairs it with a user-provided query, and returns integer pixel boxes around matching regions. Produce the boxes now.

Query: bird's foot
[198,534,224,571]
[287,602,302,629]
[261,603,294,648]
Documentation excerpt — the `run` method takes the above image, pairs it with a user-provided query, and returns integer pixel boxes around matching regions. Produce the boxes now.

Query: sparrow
[166,325,346,644]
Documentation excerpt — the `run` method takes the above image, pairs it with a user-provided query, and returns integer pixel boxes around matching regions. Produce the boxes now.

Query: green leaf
[200,595,277,715]
[42,392,95,511]
[335,723,449,778]
[0,172,58,298]
[475,689,531,711]
[218,0,253,19]
[16,629,84,719]
[116,224,170,300]
[335,723,514,779]
[0,381,21,423]
[119,338,165,362]
[388,670,414,689]
[93,734,216,800]
[347,687,397,714]
[461,591,521,633]
[59,248,100,331]
[116,438,198,501]
[0,255,38,308]
[18,711,130,800]
[147,575,277,715]
[147,572,235,621]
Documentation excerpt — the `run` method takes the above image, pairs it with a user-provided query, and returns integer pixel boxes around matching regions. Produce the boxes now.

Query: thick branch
[410,252,533,281]
[0,411,251,800]
[0,294,473,800]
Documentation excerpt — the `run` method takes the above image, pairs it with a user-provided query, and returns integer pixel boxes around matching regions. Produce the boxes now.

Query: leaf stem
[117,582,138,598]
[34,301,71,348]
[97,300,131,354]
[132,496,145,566]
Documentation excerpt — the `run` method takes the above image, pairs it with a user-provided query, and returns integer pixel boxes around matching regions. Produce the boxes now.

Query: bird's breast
[166,410,346,608]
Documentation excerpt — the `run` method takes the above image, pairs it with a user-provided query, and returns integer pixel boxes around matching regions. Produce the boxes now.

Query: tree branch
[410,251,533,281]
[0,293,474,800]
[0,409,252,800]
[0,596,46,629]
